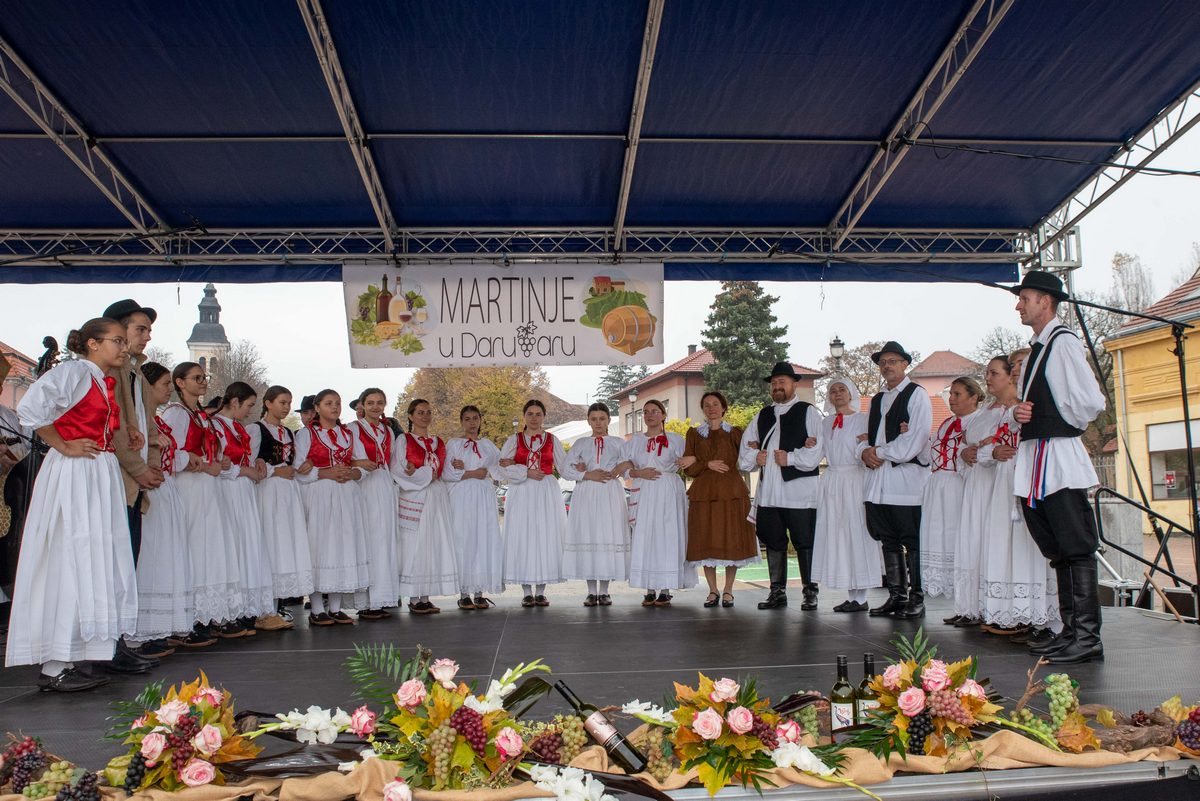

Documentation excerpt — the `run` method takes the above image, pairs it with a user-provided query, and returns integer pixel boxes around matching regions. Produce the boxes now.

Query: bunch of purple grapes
[449,706,487,757]
[1176,707,1200,751]
[906,712,934,755]
[750,714,778,750]
[928,689,974,726]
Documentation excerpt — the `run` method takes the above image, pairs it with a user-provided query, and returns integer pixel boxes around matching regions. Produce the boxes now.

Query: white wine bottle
[830,654,855,735]
[854,653,880,724]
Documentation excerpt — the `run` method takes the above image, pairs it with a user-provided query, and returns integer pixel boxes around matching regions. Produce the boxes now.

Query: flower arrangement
[346,644,549,790]
[103,673,262,792]
[528,764,616,801]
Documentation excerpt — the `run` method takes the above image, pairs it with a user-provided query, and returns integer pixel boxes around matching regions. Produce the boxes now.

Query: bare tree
[143,346,176,370]
[1169,242,1200,288]
[209,339,271,400]
[1108,252,1156,313]
[971,326,1029,367]
[815,340,922,403]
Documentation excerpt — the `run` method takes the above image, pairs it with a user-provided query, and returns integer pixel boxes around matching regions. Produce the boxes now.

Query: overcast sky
[3,126,1199,410]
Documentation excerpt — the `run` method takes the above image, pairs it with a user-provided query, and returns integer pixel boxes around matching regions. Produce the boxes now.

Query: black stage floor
[3,582,1199,770]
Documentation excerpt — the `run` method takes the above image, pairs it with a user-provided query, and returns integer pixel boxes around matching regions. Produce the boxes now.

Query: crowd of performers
[0,271,1108,694]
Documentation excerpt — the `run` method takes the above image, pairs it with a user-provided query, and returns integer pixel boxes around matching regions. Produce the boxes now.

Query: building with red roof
[0,340,37,408]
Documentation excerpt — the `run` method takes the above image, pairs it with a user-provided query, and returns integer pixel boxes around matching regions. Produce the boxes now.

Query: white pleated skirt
[359,467,401,608]
[216,474,275,618]
[628,474,696,591]
[502,477,566,585]
[448,478,504,594]
[5,450,137,666]
[563,480,630,581]
[175,470,243,624]
[302,478,370,596]
[134,476,193,640]
[954,465,994,617]
[812,465,883,590]
[398,481,460,597]
[920,470,967,599]
[255,475,315,599]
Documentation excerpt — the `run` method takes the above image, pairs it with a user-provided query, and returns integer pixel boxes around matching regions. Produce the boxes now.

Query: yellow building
[1105,274,1200,532]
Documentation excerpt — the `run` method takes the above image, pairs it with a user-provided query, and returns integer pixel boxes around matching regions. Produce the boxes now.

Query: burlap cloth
[1,733,1192,801]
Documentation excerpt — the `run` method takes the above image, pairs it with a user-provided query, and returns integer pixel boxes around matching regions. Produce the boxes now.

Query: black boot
[870,551,908,616]
[1047,562,1103,664]
[758,550,789,609]
[1031,566,1074,655]
[894,549,925,619]
[798,549,818,610]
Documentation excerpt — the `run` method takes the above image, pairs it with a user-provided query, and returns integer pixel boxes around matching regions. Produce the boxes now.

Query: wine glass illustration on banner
[516,321,537,358]
[578,271,656,356]
[350,274,434,356]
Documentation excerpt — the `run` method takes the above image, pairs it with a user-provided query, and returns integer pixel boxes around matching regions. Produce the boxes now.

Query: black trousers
[755,507,816,553]
[127,491,144,567]
[864,502,921,554]
[1020,488,1098,569]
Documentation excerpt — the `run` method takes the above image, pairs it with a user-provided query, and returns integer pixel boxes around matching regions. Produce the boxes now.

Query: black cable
[898,136,1200,178]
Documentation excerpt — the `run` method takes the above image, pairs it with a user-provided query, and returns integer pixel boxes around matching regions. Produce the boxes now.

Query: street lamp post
[829,335,845,373]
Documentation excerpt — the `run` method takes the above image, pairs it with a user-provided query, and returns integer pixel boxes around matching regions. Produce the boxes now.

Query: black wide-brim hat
[763,361,801,382]
[1008,270,1068,301]
[871,341,913,365]
[103,298,158,323]
[299,395,317,412]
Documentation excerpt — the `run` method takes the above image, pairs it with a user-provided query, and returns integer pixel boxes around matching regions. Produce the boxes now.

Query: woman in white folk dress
[811,377,881,613]
[443,405,505,610]
[348,387,402,620]
[498,399,568,607]
[213,382,283,632]
[131,361,196,651]
[161,362,245,639]
[978,350,1060,638]
[247,385,315,621]
[293,389,370,626]
[560,403,629,607]
[919,376,983,602]
[619,399,696,607]
[6,318,138,692]
[950,357,1011,628]
[390,399,460,614]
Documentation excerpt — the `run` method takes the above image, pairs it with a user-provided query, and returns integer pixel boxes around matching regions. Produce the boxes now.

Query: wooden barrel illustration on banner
[602,305,656,355]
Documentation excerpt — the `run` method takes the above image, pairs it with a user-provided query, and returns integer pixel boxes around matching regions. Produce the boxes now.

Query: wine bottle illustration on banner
[553,680,647,773]
[829,655,855,734]
[854,653,880,724]
[376,275,393,323]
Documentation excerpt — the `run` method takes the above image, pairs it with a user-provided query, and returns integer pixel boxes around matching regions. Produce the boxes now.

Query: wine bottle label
[857,699,880,712]
[584,711,620,747]
[831,702,854,730]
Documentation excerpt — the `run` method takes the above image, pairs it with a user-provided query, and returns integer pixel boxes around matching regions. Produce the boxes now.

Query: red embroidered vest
[169,404,218,463]
[53,375,119,452]
[356,421,392,466]
[993,419,1019,449]
[404,433,446,478]
[307,424,352,468]
[214,416,252,467]
[514,432,554,473]
[932,417,964,472]
[154,415,177,475]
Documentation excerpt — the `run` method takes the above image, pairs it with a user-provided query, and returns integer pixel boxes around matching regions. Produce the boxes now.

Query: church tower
[186,283,231,375]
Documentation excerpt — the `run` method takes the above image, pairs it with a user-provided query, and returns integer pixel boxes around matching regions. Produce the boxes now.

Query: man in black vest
[859,341,932,619]
[739,363,823,610]
[1010,271,1107,663]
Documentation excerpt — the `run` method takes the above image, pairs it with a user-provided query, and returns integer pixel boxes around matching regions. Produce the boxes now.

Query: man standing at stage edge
[740,363,823,610]
[859,342,931,620]
[104,299,165,670]
[1011,271,1107,664]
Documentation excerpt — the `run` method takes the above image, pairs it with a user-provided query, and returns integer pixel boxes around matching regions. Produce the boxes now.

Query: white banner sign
[343,261,664,368]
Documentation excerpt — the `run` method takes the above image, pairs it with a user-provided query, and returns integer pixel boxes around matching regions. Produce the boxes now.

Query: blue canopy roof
[1,0,1198,282]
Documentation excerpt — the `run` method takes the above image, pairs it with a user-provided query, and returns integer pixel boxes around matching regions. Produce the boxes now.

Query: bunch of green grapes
[1014,707,1057,740]
[21,760,75,798]
[1044,674,1078,728]
[796,704,821,739]
[428,724,458,787]
[555,715,587,763]
[642,727,674,783]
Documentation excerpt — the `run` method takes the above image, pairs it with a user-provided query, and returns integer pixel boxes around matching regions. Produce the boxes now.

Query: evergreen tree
[700,282,789,405]
[593,364,648,412]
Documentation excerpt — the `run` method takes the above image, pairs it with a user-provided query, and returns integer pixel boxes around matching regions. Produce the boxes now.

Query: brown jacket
[112,352,162,511]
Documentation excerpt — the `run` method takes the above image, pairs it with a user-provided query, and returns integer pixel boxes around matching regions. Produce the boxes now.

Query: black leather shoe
[943,614,962,625]
[800,585,818,611]
[1047,562,1103,664]
[870,551,907,616]
[757,590,788,610]
[894,592,926,619]
[102,648,154,675]
[833,600,869,613]
[39,667,110,693]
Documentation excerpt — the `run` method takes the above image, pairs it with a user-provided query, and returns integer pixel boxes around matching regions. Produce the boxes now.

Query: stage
[2,579,1198,790]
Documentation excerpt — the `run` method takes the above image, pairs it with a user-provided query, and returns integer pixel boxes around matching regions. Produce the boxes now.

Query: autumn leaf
[674,681,699,705]
[946,657,974,687]
[1096,708,1118,729]
[1056,712,1101,753]
[1159,696,1190,724]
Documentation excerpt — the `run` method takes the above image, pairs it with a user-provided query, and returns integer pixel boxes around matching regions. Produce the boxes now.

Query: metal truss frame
[613,0,665,249]
[828,0,1014,249]
[1034,74,1200,259]
[296,0,397,251]
[0,34,168,251]
[0,227,1035,268]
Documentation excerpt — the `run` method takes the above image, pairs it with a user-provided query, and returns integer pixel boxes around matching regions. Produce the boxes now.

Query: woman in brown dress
[680,391,760,607]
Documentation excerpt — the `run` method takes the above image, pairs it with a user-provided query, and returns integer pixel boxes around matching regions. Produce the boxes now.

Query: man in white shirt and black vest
[858,341,932,619]
[739,363,823,610]
[1010,271,1107,664]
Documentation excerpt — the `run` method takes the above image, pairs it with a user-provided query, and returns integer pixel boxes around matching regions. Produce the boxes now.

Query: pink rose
[726,706,754,735]
[191,724,223,756]
[775,719,802,744]
[140,731,167,764]
[191,686,224,707]
[131,715,148,731]
[494,726,524,760]
[179,759,215,787]
[349,705,376,738]
[709,678,740,704]
[382,779,414,801]
[429,658,460,689]
[881,664,903,691]
[692,708,724,740]
[396,678,427,709]
[897,687,926,718]
[155,699,189,727]
[957,679,987,700]
[921,659,951,692]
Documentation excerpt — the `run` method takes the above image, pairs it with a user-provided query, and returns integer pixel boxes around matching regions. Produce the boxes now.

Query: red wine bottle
[553,680,647,774]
